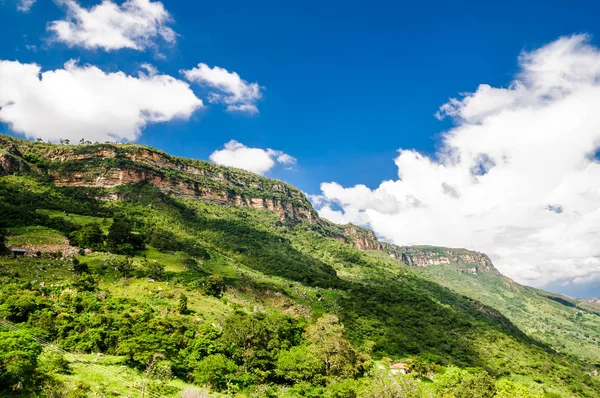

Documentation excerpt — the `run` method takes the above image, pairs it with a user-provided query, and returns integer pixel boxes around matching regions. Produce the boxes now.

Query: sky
[2,0,600,297]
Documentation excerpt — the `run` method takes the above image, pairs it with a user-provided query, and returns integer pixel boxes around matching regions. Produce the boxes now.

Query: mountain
[389,246,600,365]
[1,134,599,397]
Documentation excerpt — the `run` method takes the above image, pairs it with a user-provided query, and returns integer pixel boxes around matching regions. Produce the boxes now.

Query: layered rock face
[342,224,384,250]
[0,135,498,272]
[0,137,318,223]
[391,246,496,273]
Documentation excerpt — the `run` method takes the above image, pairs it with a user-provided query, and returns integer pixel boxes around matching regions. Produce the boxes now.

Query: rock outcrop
[387,245,496,273]
[0,136,318,223]
[342,224,384,251]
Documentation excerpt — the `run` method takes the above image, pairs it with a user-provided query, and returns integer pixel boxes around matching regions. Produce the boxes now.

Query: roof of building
[11,248,26,253]
[391,363,410,370]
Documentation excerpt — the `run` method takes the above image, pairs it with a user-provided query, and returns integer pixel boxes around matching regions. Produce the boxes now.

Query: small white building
[390,363,410,375]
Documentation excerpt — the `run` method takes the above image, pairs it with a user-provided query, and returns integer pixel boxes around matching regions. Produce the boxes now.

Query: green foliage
[114,257,134,277]
[72,258,89,274]
[72,274,98,291]
[305,314,366,379]
[70,222,103,249]
[0,229,9,255]
[37,351,71,374]
[1,136,600,397]
[193,354,237,390]
[147,262,166,281]
[220,311,303,377]
[178,294,188,314]
[0,330,43,391]
[360,370,422,398]
[107,217,143,253]
[434,366,496,398]
[201,274,226,298]
[494,379,542,398]
[275,345,323,383]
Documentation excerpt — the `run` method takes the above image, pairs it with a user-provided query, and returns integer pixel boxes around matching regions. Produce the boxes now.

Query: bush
[38,351,71,374]
[73,274,98,292]
[193,354,237,390]
[0,330,43,391]
[147,263,165,281]
[276,345,323,383]
[179,294,188,314]
[201,275,226,298]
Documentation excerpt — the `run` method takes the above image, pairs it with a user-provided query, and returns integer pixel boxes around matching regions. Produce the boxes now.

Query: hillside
[391,246,600,365]
[1,135,599,397]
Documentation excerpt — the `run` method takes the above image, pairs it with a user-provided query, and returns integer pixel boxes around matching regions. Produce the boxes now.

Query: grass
[55,353,202,397]
[7,226,67,246]
[37,209,113,232]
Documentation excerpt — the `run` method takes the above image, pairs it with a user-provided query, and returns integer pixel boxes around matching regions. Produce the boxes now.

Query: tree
[495,379,542,398]
[73,274,98,292]
[78,223,104,249]
[434,366,496,398]
[114,257,134,278]
[202,275,226,298]
[72,258,89,274]
[107,218,143,253]
[147,263,165,281]
[193,354,237,391]
[183,257,199,270]
[0,229,9,256]
[360,369,422,398]
[0,330,43,391]
[275,345,323,383]
[305,314,364,379]
[178,294,188,314]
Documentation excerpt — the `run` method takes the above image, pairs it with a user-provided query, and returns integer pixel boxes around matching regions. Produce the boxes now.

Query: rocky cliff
[0,135,317,223]
[0,135,499,272]
[390,245,497,273]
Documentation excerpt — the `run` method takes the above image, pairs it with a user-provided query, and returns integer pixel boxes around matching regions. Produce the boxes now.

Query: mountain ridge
[2,133,600,396]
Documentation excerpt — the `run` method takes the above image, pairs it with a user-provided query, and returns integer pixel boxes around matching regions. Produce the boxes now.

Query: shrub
[193,354,237,390]
[202,275,226,298]
[38,351,71,374]
[147,263,165,281]
[276,345,323,383]
[73,274,98,292]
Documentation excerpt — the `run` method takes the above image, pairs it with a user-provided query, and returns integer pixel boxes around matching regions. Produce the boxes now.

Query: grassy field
[7,226,67,246]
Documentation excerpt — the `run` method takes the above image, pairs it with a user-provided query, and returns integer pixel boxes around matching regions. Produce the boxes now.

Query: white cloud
[48,0,176,51]
[0,60,203,142]
[209,140,296,175]
[313,34,600,290]
[17,0,36,12]
[182,63,262,114]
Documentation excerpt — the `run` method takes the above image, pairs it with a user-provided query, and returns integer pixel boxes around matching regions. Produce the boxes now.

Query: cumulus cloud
[17,0,37,12]
[209,140,296,175]
[182,64,262,114]
[313,34,600,290]
[48,0,176,51]
[0,60,203,142]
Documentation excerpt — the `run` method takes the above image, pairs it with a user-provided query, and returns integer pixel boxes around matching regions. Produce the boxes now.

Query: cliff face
[0,135,499,273]
[386,245,497,273]
[341,224,384,250]
[0,136,318,223]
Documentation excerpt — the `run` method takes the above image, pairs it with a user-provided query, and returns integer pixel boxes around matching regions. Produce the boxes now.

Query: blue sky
[3,0,598,192]
[3,0,600,295]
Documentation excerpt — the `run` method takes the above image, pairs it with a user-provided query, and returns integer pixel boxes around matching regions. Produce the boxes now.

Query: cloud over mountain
[312,35,600,289]
[210,140,295,175]
[0,60,203,142]
[182,63,262,114]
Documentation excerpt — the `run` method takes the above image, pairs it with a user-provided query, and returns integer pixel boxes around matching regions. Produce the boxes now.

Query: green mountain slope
[394,246,600,365]
[1,135,599,397]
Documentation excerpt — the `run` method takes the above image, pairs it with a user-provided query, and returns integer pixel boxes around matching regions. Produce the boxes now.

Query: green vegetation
[412,260,600,364]
[0,135,599,397]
